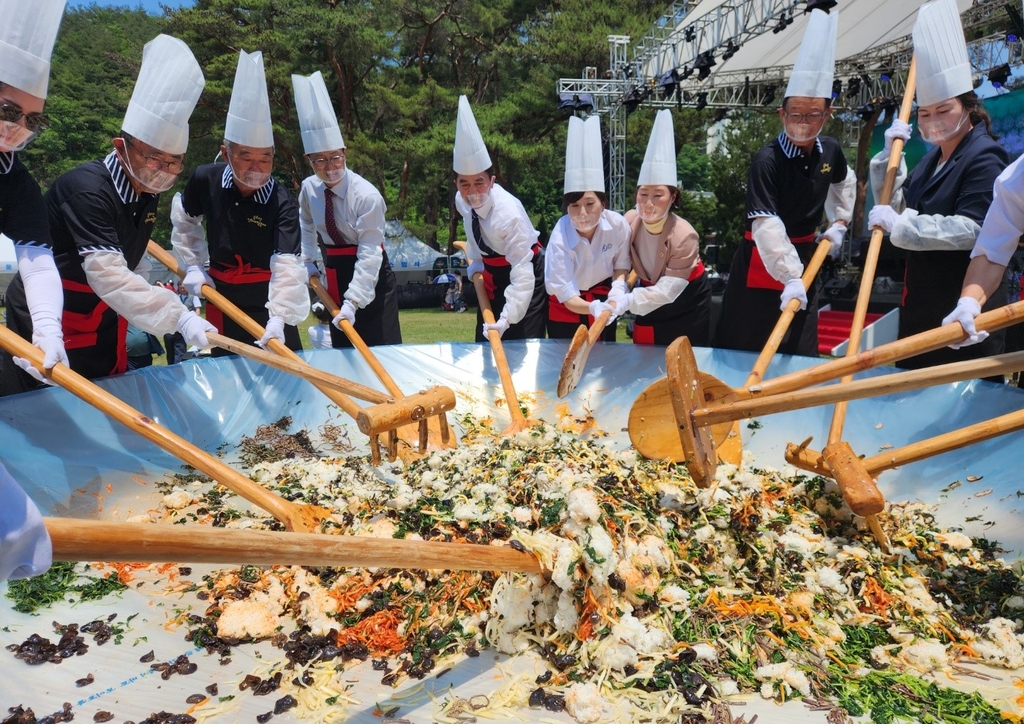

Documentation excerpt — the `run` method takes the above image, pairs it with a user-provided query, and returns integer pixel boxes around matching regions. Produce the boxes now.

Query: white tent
[0,234,17,301]
[384,220,465,282]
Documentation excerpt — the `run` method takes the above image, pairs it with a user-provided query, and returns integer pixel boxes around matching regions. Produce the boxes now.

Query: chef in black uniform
[714,9,855,357]
[868,0,1008,371]
[171,50,308,353]
[292,71,401,347]
[2,34,211,392]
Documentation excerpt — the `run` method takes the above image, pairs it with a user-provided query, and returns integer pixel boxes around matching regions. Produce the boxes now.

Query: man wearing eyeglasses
[171,50,308,352]
[714,9,855,357]
[290,72,401,347]
[1,35,212,392]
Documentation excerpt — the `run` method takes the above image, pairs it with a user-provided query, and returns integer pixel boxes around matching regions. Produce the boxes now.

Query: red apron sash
[744,231,816,291]
[208,254,272,284]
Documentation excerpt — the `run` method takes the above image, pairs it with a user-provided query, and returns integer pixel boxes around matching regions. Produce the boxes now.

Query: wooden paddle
[207,332,392,402]
[453,241,535,435]
[556,271,638,398]
[45,518,543,573]
[308,274,454,451]
[822,58,917,550]
[628,299,1024,463]
[717,239,832,465]
[0,325,329,533]
[148,242,448,464]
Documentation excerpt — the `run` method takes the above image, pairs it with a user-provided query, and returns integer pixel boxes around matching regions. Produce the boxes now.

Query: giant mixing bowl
[2,340,1023,720]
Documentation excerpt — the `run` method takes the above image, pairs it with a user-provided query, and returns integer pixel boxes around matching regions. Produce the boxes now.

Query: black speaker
[823,278,855,301]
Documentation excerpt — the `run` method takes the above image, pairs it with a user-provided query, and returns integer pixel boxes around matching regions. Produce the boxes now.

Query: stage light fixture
[846,76,861,97]
[880,69,893,83]
[679,66,694,81]
[722,40,739,61]
[557,92,576,111]
[989,63,1011,88]
[622,87,644,113]
[806,0,838,12]
[857,103,876,121]
[575,93,594,113]
[831,79,842,100]
[762,85,776,106]
[695,92,708,111]
[694,50,716,81]
[773,10,793,34]
[684,26,696,42]
[658,69,680,100]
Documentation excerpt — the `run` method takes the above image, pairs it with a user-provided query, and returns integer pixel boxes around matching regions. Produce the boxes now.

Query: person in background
[544,115,631,341]
[292,71,400,347]
[453,96,547,341]
[171,50,308,354]
[714,9,854,356]
[126,322,164,370]
[1,35,212,394]
[0,0,68,395]
[869,0,1009,371]
[613,110,710,346]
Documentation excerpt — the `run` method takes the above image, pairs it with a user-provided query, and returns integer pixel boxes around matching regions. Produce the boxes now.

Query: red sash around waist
[743,231,816,291]
[481,243,543,268]
[209,254,272,284]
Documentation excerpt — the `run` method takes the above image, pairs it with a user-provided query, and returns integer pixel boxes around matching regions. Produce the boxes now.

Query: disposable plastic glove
[883,119,912,157]
[780,278,807,311]
[305,262,320,281]
[818,222,847,259]
[941,296,989,349]
[610,291,633,315]
[868,205,901,233]
[183,265,215,297]
[606,279,628,308]
[257,315,286,348]
[588,299,617,322]
[332,300,357,329]
[177,310,216,350]
[482,316,510,338]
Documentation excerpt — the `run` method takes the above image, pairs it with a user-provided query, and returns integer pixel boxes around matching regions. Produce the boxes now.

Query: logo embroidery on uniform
[145,212,157,224]
[820,163,832,174]
[249,215,267,228]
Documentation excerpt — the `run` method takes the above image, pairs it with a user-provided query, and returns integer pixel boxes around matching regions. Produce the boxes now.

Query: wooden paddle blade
[784,442,830,476]
[44,518,544,574]
[717,422,744,466]
[821,441,886,517]
[357,386,457,436]
[556,324,592,398]
[628,371,731,461]
[666,337,717,487]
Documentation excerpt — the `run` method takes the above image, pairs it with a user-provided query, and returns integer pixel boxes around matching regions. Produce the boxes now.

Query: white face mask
[120,150,178,193]
[919,109,968,145]
[784,121,818,144]
[570,212,601,233]
[0,121,35,153]
[466,192,489,209]
[232,165,272,190]
[636,201,668,224]
[318,166,345,186]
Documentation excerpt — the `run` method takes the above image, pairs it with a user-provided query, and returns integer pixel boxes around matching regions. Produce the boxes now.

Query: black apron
[321,241,402,347]
[546,278,615,341]
[474,245,548,343]
[633,269,712,347]
[205,257,302,355]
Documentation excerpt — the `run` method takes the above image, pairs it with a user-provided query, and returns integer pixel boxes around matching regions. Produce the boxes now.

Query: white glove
[177,310,216,350]
[606,280,628,308]
[183,265,215,297]
[257,315,286,348]
[868,205,901,233]
[332,300,357,329]
[941,296,989,350]
[610,291,633,315]
[818,222,847,259]
[305,262,320,281]
[12,331,69,385]
[780,278,807,311]
[482,316,510,338]
[12,356,55,385]
[588,299,617,322]
[883,119,912,157]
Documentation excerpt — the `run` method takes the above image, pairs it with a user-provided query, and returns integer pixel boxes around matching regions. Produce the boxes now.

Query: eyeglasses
[125,138,185,173]
[309,154,345,168]
[0,103,50,133]
[784,111,826,124]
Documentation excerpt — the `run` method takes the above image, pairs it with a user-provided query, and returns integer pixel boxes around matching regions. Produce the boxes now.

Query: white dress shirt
[971,153,1024,266]
[544,211,631,303]
[299,169,386,309]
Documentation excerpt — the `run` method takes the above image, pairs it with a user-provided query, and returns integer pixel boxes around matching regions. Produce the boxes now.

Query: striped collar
[0,151,13,175]
[104,152,141,204]
[221,164,275,205]
[777,132,823,159]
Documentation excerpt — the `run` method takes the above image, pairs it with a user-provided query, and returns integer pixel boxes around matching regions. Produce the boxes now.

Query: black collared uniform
[4,154,157,384]
[179,163,303,352]
[715,133,848,356]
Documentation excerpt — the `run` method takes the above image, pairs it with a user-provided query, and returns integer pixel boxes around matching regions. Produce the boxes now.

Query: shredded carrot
[185,696,210,714]
[704,590,785,618]
[576,587,600,641]
[336,609,406,656]
[827,651,850,669]
[132,475,149,486]
[105,483,113,493]
[859,576,893,618]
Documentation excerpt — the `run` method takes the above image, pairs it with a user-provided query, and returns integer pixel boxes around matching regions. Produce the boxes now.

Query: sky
[68,0,193,13]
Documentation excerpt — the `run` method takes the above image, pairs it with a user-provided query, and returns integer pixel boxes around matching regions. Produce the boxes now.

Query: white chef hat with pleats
[637,109,677,187]
[292,71,344,154]
[225,49,274,148]
[121,34,205,155]
[785,9,839,99]
[0,0,65,98]
[564,115,605,194]
[453,95,492,175]
[914,0,973,107]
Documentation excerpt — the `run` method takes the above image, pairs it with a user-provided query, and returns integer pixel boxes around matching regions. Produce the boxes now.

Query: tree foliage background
[22,1,799,266]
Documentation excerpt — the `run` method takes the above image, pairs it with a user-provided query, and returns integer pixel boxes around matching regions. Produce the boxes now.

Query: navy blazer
[903,123,1009,221]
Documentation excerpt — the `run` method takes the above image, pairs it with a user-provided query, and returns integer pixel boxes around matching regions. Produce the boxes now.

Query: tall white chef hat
[914,0,973,107]
[0,0,66,99]
[292,71,344,155]
[785,9,839,99]
[452,95,492,175]
[225,49,274,148]
[637,109,677,187]
[564,115,605,194]
[121,35,205,155]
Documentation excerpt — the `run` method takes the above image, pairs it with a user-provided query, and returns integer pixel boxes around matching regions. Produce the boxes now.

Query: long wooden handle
[45,518,543,574]
[697,349,1024,426]
[206,333,391,403]
[585,271,639,345]
[747,239,832,387]
[0,325,316,532]
[147,242,362,420]
[309,274,403,398]
[471,271,527,426]
[829,57,917,443]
